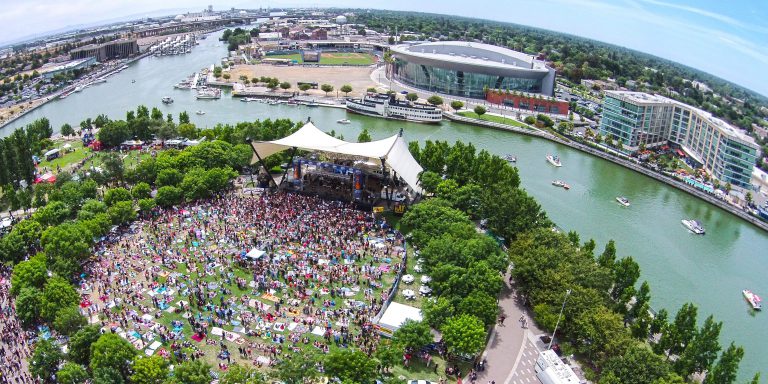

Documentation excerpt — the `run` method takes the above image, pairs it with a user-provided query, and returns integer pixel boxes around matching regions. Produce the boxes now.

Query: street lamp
[548,289,571,350]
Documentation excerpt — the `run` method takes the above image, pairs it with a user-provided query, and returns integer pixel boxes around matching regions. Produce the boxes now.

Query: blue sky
[1,0,766,96]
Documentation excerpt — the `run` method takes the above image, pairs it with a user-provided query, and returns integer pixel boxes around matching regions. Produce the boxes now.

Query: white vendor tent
[249,121,424,193]
[376,301,423,337]
[246,248,266,259]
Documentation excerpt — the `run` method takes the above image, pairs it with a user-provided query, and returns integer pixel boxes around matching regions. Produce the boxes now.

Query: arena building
[390,41,557,98]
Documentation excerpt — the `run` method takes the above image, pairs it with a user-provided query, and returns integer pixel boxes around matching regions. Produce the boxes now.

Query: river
[3,31,766,379]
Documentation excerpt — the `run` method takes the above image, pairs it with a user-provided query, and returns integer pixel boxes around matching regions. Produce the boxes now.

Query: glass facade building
[599,91,759,188]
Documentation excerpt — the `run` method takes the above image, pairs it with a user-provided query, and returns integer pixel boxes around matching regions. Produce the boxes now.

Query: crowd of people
[80,191,407,370]
[0,265,34,384]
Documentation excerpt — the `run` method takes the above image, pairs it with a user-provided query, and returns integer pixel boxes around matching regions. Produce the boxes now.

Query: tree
[30,339,64,383]
[107,200,136,225]
[340,84,353,96]
[406,93,419,102]
[427,95,443,106]
[104,187,131,207]
[11,253,47,295]
[422,296,455,328]
[102,152,125,182]
[155,186,183,207]
[57,362,89,384]
[272,353,319,384]
[219,363,266,384]
[279,81,291,91]
[704,342,744,384]
[320,84,334,96]
[441,314,486,356]
[324,350,379,384]
[374,340,403,373]
[676,315,722,377]
[367,87,377,93]
[474,105,487,116]
[61,123,76,136]
[138,198,156,216]
[178,111,190,125]
[666,302,698,357]
[131,356,168,384]
[53,305,87,336]
[171,360,212,384]
[222,73,231,80]
[357,128,372,143]
[299,83,312,94]
[41,276,80,322]
[39,222,93,279]
[457,290,499,327]
[392,319,433,351]
[98,121,131,148]
[90,333,137,381]
[32,200,70,227]
[155,168,183,187]
[92,367,124,384]
[16,287,42,326]
[450,100,464,111]
[131,182,151,200]
[69,325,102,365]
[601,344,672,384]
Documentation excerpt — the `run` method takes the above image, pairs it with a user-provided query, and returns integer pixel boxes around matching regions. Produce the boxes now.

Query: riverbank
[444,111,768,233]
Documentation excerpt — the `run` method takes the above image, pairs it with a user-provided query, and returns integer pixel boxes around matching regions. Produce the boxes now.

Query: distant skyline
[1,0,766,96]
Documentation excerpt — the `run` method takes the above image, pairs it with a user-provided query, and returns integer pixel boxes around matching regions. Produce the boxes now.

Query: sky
[1,0,766,96]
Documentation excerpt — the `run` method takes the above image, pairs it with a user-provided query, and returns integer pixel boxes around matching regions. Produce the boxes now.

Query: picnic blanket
[261,293,280,302]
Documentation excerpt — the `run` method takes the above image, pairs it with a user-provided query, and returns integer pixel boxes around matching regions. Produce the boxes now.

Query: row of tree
[0,117,53,187]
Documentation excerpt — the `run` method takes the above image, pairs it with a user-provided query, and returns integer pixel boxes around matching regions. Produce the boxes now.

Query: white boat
[616,196,631,207]
[346,93,442,123]
[681,219,705,235]
[196,88,221,99]
[161,96,173,104]
[743,289,762,310]
[503,154,517,163]
[336,119,351,124]
[552,180,569,190]
[196,110,205,115]
[546,154,562,167]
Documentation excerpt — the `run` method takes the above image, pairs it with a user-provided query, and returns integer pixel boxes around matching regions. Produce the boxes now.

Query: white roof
[377,301,423,330]
[250,122,424,193]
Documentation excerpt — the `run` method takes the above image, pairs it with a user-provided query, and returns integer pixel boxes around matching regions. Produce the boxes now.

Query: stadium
[390,41,557,98]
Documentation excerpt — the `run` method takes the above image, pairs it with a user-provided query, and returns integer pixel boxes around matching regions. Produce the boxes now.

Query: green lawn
[38,140,90,170]
[265,52,376,65]
[458,111,532,129]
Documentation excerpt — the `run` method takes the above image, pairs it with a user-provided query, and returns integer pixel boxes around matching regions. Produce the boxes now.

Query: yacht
[616,196,631,207]
[161,96,173,104]
[742,289,762,310]
[196,110,205,115]
[346,93,442,123]
[681,219,705,235]
[546,154,562,167]
[337,119,351,124]
[503,154,517,163]
[196,88,221,99]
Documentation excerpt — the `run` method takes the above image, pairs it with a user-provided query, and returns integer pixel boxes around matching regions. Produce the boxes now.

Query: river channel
[3,31,766,379]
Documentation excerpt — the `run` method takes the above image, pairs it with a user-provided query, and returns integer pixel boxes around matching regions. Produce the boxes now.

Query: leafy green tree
[601,344,672,384]
[92,366,125,384]
[320,84,334,96]
[130,356,168,384]
[30,339,64,383]
[406,93,419,102]
[32,200,70,227]
[474,105,487,116]
[427,95,443,106]
[57,362,89,384]
[523,115,536,125]
[131,182,151,200]
[422,296,455,328]
[15,287,42,326]
[374,340,403,373]
[666,302,699,357]
[155,186,183,207]
[41,222,92,278]
[271,353,319,384]
[324,350,379,384]
[367,87,377,93]
[107,200,136,225]
[219,363,266,384]
[138,198,156,216]
[102,153,125,183]
[393,319,433,351]
[98,121,131,148]
[279,82,291,91]
[571,305,630,363]
[171,360,212,384]
[610,256,640,301]
[90,333,137,381]
[675,315,722,377]
[357,128,372,143]
[61,123,76,136]
[457,290,499,327]
[480,186,549,241]
[104,187,131,207]
[419,171,443,194]
[703,342,744,384]
[68,325,101,365]
[597,240,617,269]
[11,252,47,295]
[41,276,80,321]
[450,100,464,111]
[340,84,353,96]
[299,83,312,93]
[441,314,487,356]
[53,305,87,336]
[155,168,183,187]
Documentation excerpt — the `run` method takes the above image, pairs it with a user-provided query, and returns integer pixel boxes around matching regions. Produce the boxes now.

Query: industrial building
[390,41,557,98]
[70,39,140,62]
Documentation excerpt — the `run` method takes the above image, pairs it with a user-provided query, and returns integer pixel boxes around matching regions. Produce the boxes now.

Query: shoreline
[444,112,768,233]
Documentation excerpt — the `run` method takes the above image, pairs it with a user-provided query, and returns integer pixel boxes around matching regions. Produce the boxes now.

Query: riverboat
[346,93,442,123]
[681,219,705,235]
[161,96,173,104]
[616,196,631,207]
[337,119,351,124]
[743,289,762,310]
[503,154,517,163]
[546,154,562,167]
[196,88,221,99]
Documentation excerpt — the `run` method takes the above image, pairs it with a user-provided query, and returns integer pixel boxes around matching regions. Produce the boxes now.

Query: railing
[372,238,408,324]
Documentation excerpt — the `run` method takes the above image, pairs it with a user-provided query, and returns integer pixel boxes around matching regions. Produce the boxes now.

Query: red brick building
[486,91,569,116]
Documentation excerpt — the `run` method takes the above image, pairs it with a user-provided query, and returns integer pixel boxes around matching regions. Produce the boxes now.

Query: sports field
[266,52,376,65]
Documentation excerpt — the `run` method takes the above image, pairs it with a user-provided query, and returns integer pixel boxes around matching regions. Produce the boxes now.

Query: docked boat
[743,289,762,310]
[546,154,562,167]
[346,93,442,123]
[681,219,705,235]
[196,110,205,115]
[616,196,631,207]
[337,119,351,124]
[161,96,173,104]
[503,154,517,163]
[196,88,221,99]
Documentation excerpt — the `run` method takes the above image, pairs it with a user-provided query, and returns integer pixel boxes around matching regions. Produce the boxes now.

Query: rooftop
[392,41,550,72]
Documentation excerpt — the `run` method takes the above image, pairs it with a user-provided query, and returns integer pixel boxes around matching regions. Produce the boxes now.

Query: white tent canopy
[245,248,266,259]
[250,122,423,193]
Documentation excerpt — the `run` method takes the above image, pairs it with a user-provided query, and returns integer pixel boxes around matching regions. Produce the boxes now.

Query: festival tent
[249,121,424,193]
[245,248,266,260]
[376,301,423,337]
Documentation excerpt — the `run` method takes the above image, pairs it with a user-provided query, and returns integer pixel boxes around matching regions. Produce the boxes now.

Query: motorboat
[337,119,351,124]
[681,219,705,235]
[546,154,562,167]
[196,110,205,115]
[552,180,569,189]
[161,96,173,104]
[503,154,517,163]
[616,196,631,207]
[743,289,762,310]
[196,88,221,99]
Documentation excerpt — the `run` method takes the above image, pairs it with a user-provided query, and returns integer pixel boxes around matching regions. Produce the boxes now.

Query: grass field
[266,52,376,66]
[458,111,532,129]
